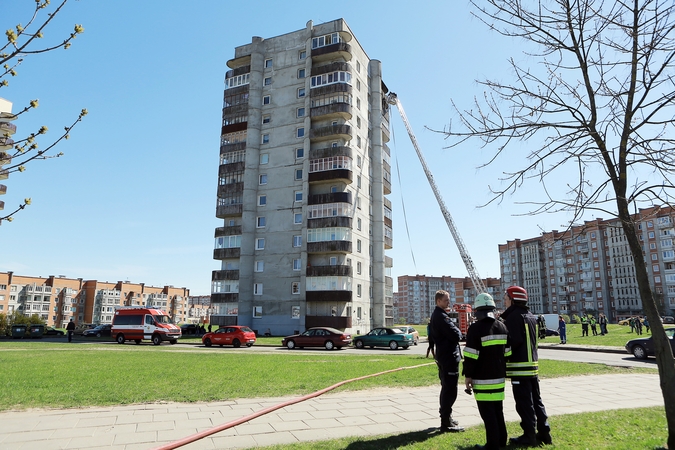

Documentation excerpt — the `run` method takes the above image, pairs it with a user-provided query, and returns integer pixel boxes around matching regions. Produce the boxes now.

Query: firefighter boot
[509,433,537,446]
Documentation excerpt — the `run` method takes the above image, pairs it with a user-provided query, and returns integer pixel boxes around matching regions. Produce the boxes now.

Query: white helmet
[474,293,496,310]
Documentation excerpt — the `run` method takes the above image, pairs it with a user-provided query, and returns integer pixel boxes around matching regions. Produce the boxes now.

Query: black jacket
[501,303,539,378]
[430,306,462,369]
[462,316,510,401]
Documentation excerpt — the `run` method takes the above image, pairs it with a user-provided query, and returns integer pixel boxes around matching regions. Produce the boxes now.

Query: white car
[397,326,420,345]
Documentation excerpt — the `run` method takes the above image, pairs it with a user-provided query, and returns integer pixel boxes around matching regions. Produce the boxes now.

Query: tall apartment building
[212,19,393,336]
[0,272,190,327]
[394,275,502,324]
[499,206,675,320]
[0,97,16,214]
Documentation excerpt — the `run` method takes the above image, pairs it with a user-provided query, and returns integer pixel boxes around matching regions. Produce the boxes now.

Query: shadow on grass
[341,427,485,450]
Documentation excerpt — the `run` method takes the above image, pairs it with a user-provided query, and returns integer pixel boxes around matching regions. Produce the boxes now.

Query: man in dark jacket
[66,319,75,343]
[463,293,510,450]
[501,286,552,446]
[429,289,464,432]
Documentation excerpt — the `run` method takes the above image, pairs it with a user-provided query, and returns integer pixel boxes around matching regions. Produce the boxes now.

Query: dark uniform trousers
[437,361,459,423]
[477,401,507,449]
[512,377,550,436]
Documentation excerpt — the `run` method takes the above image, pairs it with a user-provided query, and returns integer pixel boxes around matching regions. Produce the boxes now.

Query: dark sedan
[625,327,675,359]
[282,327,352,350]
[82,324,112,337]
[43,326,65,336]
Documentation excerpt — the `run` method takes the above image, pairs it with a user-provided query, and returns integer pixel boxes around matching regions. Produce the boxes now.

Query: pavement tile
[270,419,311,432]
[308,409,345,419]
[114,414,155,425]
[112,430,157,445]
[2,430,54,443]
[174,419,215,430]
[67,434,116,448]
[136,420,177,432]
[230,422,275,435]
[367,412,406,424]
[49,427,95,439]
[210,434,257,449]
[75,416,117,428]
[253,430,300,447]
[93,423,138,436]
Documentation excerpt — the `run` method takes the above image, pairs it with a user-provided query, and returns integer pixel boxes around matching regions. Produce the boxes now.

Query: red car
[202,326,256,348]
[282,327,352,350]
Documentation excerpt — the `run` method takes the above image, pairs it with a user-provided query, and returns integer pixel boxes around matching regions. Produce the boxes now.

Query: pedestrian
[590,315,598,336]
[502,286,552,446]
[66,319,75,343]
[644,316,650,333]
[635,316,643,335]
[599,313,608,335]
[629,317,635,333]
[208,324,212,333]
[581,315,589,337]
[463,293,509,450]
[426,319,435,359]
[537,315,547,340]
[558,315,566,344]
[429,289,464,433]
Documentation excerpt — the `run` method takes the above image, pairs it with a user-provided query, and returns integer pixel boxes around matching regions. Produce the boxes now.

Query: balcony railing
[213,248,241,260]
[215,225,242,237]
[307,241,352,253]
[0,138,13,151]
[0,122,16,135]
[216,204,243,218]
[309,124,351,142]
[308,191,351,205]
[306,265,352,277]
[218,182,244,198]
[211,293,238,303]
[308,168,352,184]
[306,290,352,302]
[310,42,352,62]
[305,315,352,330]
[310,103,352,120]
[220,141,246,155]
[212,270,240,281]
[307,216,352,229]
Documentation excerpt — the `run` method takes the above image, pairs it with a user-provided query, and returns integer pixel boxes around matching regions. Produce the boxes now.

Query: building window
[259,174,267,185]
[357,239,362,253]
[297,127,305,138]
[264,58,272,68]
[292,282,300,294]
[255,261,264,272]
[356,79,361,91]
[357,261,362,274]
[357,284,362,297]
[299,50,306,60]
[295,169,303,180]
[262,115,271,124]
[293,259,302,271]
[254,283,263,295]
[357,217,361,230]
[357,176,361,188]
[262,134,269,144]
[330,256,337,265]
[356,61,361,73]
[295,191,303,202]
[260,153,269,164]
[263,95,271,105]
[357,155,362,167]
[298,68,305,78]
[297,107,305,118]
[293,235,302,247]
[264,77,272,86]
[258,195,266,206]
[298,88,305,98]
[356,136,361,148]
[256,238,265,250]
[296,148,304,158]
[257,217,266,228]
[294,213,302,224]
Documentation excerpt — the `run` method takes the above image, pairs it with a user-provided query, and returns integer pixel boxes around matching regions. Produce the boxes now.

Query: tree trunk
[618,201,675,448]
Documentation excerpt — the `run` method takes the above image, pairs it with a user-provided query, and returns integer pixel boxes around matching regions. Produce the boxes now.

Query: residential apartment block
[394,275,502,324]
[0,97,16,213]
[499,206,675,320]
[212,19,393,336]
[0,272,190,327]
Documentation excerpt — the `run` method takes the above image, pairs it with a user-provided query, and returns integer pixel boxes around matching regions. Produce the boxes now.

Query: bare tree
[0,0,86,224]
[445,1,675,445]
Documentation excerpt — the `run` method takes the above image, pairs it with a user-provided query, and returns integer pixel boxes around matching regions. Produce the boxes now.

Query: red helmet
[506,286,528,303]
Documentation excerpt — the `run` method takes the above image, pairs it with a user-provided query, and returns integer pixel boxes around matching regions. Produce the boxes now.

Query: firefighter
[501,286,552,446]
[429,289,464,433]
[463,293,510,450]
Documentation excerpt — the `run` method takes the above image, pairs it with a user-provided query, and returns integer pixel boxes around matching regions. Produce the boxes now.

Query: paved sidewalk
[0,373,663,450]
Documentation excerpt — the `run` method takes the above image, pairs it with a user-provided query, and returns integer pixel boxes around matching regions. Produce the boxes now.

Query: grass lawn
[541,323,657,347]
[254,406,667,450]
[0,341,655,411]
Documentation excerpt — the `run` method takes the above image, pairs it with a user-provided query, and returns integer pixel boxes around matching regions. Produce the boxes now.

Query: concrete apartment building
[0,272,190,327]
[393,275,502,324]
[0,97,16,214]
[499,206,675,321]
[212,19,393,336]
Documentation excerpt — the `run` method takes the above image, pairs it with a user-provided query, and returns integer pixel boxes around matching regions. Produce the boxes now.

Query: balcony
[0,122,16,135]
[310,102,352,120]
[311,42,352,63]
[311,61,350,76]
[308,168,352,184]
[307,241,352,253]
[308,191,352,205]
[220,141,246,155]
[306,290,352,303]
[213,247,241,260]
[385,236,393,249]
[385,255,393,268]
[216,204,243,218]
[0,169,7,180]
[221,121,247,135]
[218,182,244,198]
[211,293,238,303]
[310,82,352,98]
[308,216,352,229]
[0,137,13,151]
[309,124,351,142]
[212,270,240,281]
[305,315,352,330]
[215,225,242,237]
[0,184,5,195]
[306,265,352,277]
[0,199,3,210]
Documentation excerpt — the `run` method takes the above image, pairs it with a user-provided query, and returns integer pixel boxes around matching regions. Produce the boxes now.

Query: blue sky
[1,1,578,294]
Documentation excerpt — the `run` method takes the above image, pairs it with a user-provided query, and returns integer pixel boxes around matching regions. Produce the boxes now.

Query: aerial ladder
[386,92,488,295]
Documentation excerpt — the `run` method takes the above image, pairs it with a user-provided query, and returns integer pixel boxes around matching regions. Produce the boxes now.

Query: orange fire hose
[154,362,434,450]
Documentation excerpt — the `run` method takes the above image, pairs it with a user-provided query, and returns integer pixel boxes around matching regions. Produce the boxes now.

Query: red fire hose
[154,362,434,450]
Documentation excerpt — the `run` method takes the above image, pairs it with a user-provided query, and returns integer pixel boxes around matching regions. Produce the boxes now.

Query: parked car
[202,326,256,348]
[662,316,675,324]
[74,323,95,335]
[353,327,413,350]
[180,324,200,335]
[625,327,675,359]
[282,327,352,350]
[397,326,420,345]
[43,326,65,336]
[618,317,644,326]
[82,324,112,337]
